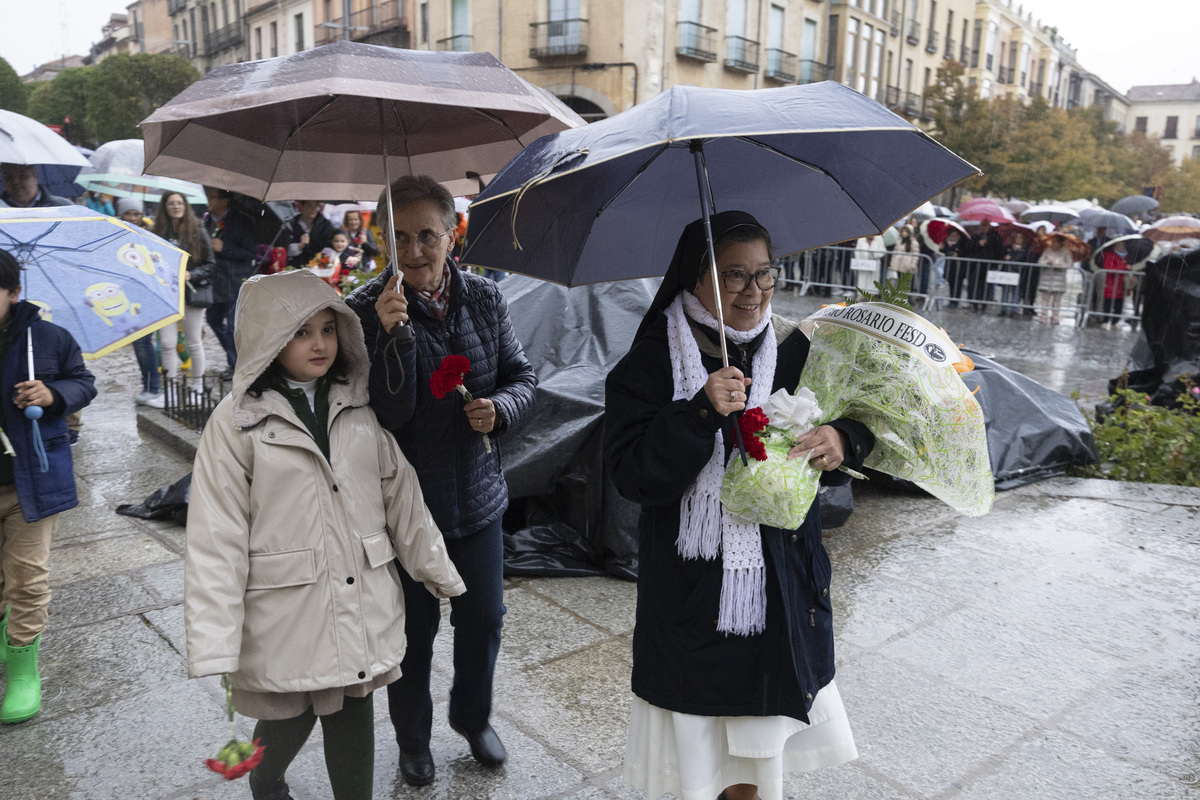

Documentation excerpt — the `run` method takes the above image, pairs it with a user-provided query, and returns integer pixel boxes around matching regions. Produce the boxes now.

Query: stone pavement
[3,330,1200,800]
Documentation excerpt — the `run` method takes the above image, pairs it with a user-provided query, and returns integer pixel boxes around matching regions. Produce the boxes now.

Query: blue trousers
[387,517,505,752]
[206,301,237,369]
[132,335,160,394]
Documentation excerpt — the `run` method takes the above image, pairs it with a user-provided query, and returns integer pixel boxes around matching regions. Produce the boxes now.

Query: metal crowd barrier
[1077,266,1143,328]
[776,246,939,309]
[779,247,1098,327]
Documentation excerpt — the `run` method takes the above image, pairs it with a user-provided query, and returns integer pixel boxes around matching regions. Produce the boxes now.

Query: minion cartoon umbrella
[0,205,186,360]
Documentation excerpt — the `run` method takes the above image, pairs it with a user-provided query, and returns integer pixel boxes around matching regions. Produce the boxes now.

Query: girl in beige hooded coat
[185,270,464,800]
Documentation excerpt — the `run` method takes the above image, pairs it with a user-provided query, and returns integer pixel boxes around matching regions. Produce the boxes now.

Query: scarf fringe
[717,565,767,636]
[677,486,723,560]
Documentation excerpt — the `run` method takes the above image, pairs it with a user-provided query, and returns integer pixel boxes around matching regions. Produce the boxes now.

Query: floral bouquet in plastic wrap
[721,388,828,529]
[796,301,992,516]
[721,296,992,527]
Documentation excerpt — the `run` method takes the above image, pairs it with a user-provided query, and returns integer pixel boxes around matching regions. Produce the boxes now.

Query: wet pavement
[2,306,1198,800]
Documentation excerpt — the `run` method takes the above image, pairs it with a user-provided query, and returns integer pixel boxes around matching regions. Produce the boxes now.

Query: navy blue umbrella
[463,81,978,463]
[461,82,980,293]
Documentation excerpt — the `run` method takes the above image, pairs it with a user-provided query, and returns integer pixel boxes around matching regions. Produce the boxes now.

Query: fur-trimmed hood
[229,270,371,429]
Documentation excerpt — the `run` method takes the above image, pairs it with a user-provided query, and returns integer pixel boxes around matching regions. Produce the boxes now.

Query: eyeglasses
[718,266,780,293]
[394,229,450,250]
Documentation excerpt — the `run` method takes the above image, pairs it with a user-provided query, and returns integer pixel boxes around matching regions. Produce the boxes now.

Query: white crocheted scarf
[666,292,777,635]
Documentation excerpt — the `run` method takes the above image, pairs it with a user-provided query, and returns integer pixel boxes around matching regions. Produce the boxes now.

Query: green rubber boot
[1,632,42,724]
[0,609,8,666]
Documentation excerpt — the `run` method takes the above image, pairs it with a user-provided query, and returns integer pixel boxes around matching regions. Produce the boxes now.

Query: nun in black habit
[603,211,875,800]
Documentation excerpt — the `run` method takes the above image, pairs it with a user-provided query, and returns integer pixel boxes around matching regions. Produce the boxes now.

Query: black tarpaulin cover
[1117,248,1200,405]
[959,349,1098,489]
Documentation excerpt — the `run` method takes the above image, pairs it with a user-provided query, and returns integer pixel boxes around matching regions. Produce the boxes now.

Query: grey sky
[2,0,1195,95]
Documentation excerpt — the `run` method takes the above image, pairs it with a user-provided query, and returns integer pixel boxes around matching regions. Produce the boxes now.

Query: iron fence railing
[944,36,956,59]
[798,60,831,84]
[162,375,232,432]
[764,48,797,83]
[529,18,588,57]
[677,21,718,61]
[318,0,406,46]
[435,34,472,51]
[204,21,244,54]
[925,28,939,54]
[724,35,760,72]
[906,20,921,46]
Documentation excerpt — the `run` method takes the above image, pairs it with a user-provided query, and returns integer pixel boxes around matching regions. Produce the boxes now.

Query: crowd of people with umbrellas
[797,191,1198,329]
[1,37,1186,800]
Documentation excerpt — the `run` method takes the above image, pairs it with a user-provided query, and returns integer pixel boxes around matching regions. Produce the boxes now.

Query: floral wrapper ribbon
[431,354,491,453]
[721,389,827,529]
[205,674,265,780]
[798,302,993,516]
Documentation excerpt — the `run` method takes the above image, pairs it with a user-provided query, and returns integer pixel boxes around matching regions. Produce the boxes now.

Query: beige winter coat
[184,270,465,701]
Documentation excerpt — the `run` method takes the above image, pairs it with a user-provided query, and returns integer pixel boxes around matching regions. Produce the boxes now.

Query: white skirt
[623,680,858,800]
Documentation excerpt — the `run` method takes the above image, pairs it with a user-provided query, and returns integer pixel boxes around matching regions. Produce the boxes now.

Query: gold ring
[819,455,829,468]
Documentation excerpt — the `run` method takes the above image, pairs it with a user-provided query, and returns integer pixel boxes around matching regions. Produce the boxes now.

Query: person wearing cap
[0,164,71,209]
[115,197,151,228]
[604,211,874,800]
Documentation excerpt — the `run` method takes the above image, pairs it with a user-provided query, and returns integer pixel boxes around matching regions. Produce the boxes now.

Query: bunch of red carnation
[431,354,472,399]
[206,738,265,780]
[736,407,770,462]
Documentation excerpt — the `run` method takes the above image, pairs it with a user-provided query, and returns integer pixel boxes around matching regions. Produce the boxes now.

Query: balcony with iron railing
[885,85,901,108]
[167,0,187,15]
[997,65,1009,84]
[1029,81,1042,97]
[890,10,901,36]
[676,21,718,62]
[316,0,406,47]
[724,35,759,73]
[529,18,588,58]
[436,34,472,51]
[925,28,939,54]
[960,44,970,65]
[944,36,955,59]
[798,60,831,84]
[764,48,796,83]
[902,91,923,118]
[204,22,244,54]
[906,20,921,46]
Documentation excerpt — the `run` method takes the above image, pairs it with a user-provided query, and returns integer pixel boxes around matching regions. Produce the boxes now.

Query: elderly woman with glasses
[345,175,537,787]
[604,211,874,800]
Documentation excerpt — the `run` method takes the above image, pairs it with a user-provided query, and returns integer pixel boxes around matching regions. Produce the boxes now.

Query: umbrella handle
[691,141,748,467]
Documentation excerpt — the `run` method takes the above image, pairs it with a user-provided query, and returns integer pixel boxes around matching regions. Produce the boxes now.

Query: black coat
[286,214,337,267]
[346,265,537,539]
[604,314,873,720]
[204,209,258,303]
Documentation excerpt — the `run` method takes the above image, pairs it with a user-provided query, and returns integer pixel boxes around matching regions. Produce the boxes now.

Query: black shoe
[68,429,80,446]
[398,748,435,786]
[449,721,507,768]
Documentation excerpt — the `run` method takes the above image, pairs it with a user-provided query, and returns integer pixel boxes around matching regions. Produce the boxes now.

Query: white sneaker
[135,391,155,404]
[143,392,165,409]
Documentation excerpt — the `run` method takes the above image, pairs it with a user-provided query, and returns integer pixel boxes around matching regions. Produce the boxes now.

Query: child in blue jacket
[0,248,97,724]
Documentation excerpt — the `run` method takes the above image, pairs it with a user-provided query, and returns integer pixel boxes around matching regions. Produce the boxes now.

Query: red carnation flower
[206,738,265,780]
[737,407,770,462]
[430,355,472,398]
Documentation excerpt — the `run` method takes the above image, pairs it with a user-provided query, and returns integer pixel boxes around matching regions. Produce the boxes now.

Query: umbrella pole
[692,142,748,466]
[380,99,412,344]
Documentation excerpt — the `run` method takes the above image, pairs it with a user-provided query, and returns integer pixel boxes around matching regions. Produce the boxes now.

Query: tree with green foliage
[85,53,199,142]
[1161,157,1200,214]
[26,67,94,145]
[0,57,30,114]
[924,65,1178,208]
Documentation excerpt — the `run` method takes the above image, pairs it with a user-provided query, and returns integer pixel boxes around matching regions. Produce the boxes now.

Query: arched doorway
[558,95,607,123]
